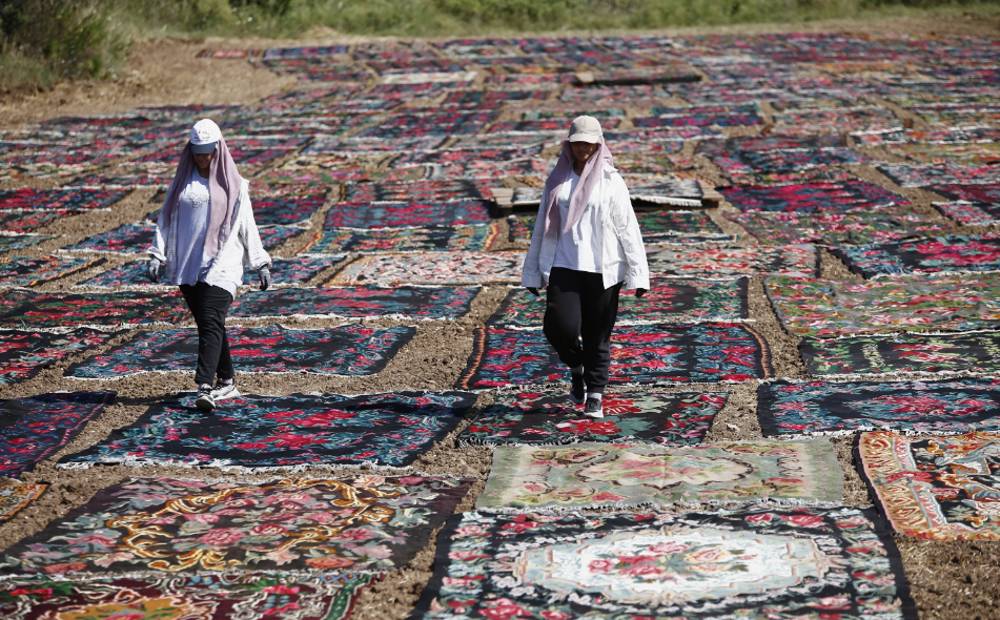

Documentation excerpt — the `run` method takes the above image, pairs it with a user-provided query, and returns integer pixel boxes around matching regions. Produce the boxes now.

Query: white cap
[189,118,221,153]
[568,115,603,144]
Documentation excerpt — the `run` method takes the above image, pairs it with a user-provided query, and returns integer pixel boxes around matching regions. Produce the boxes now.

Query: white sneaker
[211,378,240,403]
[583,396,604,419]
[194,384,215,412]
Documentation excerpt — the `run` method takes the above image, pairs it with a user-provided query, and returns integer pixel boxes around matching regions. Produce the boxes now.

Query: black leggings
[543,267,622,394]
[180,282,234,386]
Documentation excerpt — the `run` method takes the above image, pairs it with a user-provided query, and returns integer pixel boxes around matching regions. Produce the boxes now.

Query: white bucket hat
[568,115,603,143]
[189,118,222,154]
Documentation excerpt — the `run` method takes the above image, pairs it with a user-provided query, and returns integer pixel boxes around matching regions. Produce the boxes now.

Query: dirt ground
[0,13,998,620]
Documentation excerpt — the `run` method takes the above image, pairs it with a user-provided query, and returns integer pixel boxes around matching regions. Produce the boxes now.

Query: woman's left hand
[258,266,271,291]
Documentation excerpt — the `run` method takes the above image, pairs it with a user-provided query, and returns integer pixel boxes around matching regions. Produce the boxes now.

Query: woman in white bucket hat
[522,115,650,419]
[148,118,272,411]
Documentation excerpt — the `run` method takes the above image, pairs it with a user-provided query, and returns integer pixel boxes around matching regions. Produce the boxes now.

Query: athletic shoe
[570,368,586,405]
[194,384,216,412]
[583,396,604,419]
[211,378,240,403]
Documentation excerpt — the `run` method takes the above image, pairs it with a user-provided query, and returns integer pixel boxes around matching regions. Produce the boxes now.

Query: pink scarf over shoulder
[542,140,615,238]
[160,136,243,259]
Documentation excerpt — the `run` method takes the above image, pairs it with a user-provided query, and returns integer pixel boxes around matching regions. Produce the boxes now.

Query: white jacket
[150,177,271,297]
[522,167,650,291]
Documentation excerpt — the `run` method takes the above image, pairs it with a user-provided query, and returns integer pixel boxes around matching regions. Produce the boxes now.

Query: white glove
[147,258,164,283]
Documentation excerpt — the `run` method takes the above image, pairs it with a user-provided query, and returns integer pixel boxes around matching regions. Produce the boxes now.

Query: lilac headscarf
[542,140,615,238]
[160,135,243,259]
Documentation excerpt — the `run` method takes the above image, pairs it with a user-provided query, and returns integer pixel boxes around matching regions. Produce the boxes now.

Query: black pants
[543,267,622,394]
[180,282,234,386]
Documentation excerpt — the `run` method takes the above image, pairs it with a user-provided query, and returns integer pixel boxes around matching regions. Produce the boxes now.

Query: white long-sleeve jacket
[149,177,271,297]
[522,167,650,291]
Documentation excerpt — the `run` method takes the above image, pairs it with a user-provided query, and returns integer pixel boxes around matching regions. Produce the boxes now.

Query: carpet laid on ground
[476,439,843,511]
[323,199,492,228]
[765,274,1000,337]
[61,390,475,469]
[0,391,116,476]
[310,223,499,253]
[487,277,749,328]
[232,285,478,320]
[459,323,771,389]
[65,325,414,378]
[0,475,469,575]
[729,205,946,246]
[646,244,817,278]
[720,180,905,213]
[0,187,128,213]
[934,201,1000,226]
[0,479,47,524]
[0,574,372,620]
[831,234,1000,278]
[758,378,1000,436]
[459,388,726,446]
[80,255,342,288]
[0,254,103,287]
[331,251,523,285]
[857,431,999,541]
[413,507,915,619]
[0,328,117,385]
[0,289,187,327]
[799,330,1000,377]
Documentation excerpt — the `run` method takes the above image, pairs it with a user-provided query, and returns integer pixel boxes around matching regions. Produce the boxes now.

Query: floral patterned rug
[0,475,469,575]
[646,244,818,278]
[331,251,523,286]
[0,187,127,213]
[799,330,1000,378]
[0,209,67,235]
[413,507,916,618]
[324,199,492,228]
[705,145,865,186]
[66,223,305,255]
[0,254,103,287]
[0,328,117,385]
[0,479,47,524]
[477,440,843,511]
[309,223,500,253]
[729,205,947,246]
[487,277,748,328]
[0,289,187,327]
[459,388,726,446]
[934,201,1000,227]
[65,325,414,379]
[929,182,1000,205]
[831,234,1000,278]
[506,210,731,248]
[877,163,1000,188]
[759,379,1000,436]
[858,431,1000,541]
[720,180,905,213]
[341,179,488,203]
[232,285,479,321]
[765,275,1000,337]
[61,391,475,469]
[0,574,372,620]
[251,185,330,226]
[0,391,116,476]
[460,323,772,389]
[79,255,343,288]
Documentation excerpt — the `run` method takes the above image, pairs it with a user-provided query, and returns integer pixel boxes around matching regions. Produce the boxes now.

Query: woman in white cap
[522,115,649,418]
[148,118,272,411]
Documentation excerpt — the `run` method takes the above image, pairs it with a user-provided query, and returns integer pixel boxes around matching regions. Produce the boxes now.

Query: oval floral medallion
[513,525,839,605]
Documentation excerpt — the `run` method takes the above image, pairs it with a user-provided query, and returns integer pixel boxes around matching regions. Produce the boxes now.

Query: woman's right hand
[147,258,164,283]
